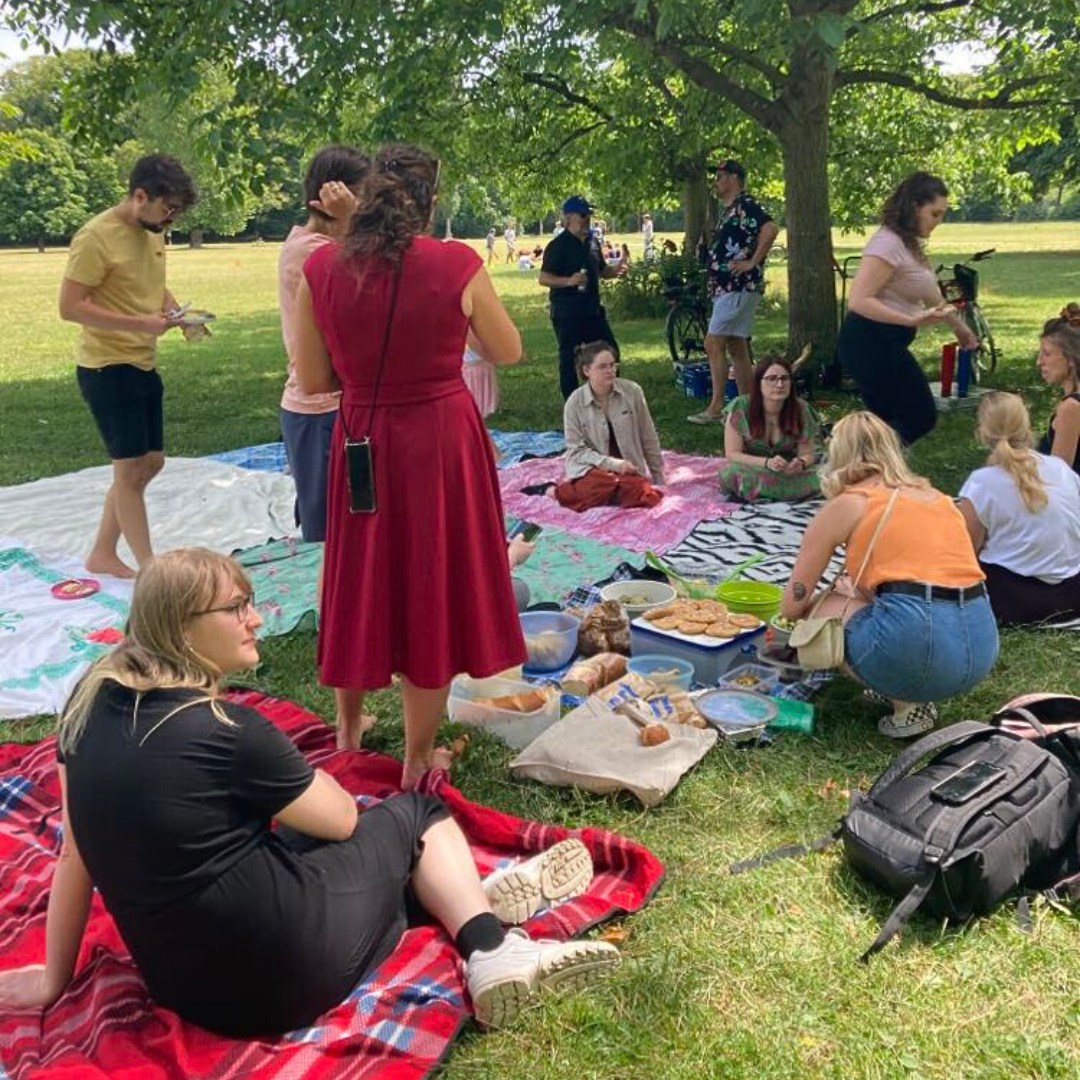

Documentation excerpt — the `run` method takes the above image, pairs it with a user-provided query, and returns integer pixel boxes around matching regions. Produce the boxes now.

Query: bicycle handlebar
[972,248,995,262]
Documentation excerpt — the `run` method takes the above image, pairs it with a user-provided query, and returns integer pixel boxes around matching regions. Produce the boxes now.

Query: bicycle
[935,248,998,379]
[663,274,710,365]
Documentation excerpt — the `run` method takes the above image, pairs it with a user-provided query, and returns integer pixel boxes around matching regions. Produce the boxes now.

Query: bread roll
[640,723,671,746]
[472,689,549,713]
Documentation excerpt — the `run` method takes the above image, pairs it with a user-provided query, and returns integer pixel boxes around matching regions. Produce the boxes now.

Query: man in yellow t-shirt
[60,154,197,578]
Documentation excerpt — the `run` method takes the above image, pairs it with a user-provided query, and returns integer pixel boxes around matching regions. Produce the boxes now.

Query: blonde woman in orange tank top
[780,412,998,739]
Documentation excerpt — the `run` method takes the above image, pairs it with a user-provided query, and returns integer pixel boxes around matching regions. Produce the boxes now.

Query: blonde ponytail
[976,392,1047,513]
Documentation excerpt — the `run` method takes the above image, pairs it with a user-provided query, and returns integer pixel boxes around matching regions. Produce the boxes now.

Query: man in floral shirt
[688,160,779,423]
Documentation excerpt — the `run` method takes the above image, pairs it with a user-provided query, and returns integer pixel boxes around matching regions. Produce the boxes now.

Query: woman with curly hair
[1036,303,1080,474]
[293,143,527,788]
[780,412,997,739]
[716,354,821,502]
[838,171,978,445]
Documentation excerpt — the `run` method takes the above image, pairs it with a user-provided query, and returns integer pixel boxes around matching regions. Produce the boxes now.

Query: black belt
[877,581,986,603]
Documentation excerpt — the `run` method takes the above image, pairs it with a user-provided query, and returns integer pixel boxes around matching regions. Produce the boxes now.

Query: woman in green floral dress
[717,355,821,502]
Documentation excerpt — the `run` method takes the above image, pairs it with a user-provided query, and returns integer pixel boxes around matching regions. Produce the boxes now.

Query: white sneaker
[481,838,594,924]
[466,927,621,1028]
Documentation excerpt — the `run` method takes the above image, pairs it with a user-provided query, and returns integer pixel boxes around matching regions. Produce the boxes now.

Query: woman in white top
[957,392,1080,626]
[838,172,978,445]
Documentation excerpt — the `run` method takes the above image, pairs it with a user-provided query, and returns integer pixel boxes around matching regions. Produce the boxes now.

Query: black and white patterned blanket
[661,500,844,585]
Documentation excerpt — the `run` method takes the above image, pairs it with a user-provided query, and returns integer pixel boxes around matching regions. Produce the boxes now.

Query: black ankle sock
[456,913,506,960]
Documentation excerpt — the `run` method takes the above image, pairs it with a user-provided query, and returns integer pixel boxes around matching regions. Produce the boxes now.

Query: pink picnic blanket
[499,451,736,554]
[0,692,664,1080]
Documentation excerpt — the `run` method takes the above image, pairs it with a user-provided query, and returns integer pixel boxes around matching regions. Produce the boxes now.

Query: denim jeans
[845,591,999,702]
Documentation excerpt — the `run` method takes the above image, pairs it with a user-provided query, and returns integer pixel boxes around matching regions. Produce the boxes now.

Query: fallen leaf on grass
[599,926,629,944]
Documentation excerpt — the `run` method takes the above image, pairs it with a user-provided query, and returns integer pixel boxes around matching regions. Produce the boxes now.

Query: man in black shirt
[539,194,626,399]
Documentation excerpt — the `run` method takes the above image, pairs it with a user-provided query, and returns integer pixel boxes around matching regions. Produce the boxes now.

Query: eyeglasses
[192,595,255,622]
[763,375,791,385]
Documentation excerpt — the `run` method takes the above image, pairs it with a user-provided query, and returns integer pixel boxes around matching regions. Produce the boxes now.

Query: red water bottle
[957,347,973,398]
[940,342,957,398]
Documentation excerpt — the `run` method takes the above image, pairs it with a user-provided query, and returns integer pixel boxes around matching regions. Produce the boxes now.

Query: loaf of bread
[561,652,628,696]
[471,689,549,713]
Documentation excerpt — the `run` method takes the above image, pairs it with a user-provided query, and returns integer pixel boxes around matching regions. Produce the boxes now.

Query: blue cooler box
[673,361,713,399]
[630,617,764,685]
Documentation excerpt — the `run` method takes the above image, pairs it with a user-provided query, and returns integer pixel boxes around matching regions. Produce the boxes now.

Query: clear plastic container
[447,674,561,749]
[717,663,779,695]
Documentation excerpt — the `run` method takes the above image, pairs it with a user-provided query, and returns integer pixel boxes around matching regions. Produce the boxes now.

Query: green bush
[606,250,706,319]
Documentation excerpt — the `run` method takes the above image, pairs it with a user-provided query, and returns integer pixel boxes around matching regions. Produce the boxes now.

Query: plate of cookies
[633,597,764,644]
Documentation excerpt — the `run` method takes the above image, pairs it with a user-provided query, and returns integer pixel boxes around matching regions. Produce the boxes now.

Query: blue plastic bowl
[627,654,695,691]
[519,611,580,673]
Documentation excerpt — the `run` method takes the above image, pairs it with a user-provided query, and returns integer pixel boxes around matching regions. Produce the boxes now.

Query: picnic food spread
[642,598,763,638]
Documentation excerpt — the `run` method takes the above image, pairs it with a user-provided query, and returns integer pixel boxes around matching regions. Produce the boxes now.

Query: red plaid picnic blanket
[0,692,664,1080]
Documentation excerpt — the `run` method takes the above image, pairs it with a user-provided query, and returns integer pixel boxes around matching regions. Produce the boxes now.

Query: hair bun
[1060,304,1080,327]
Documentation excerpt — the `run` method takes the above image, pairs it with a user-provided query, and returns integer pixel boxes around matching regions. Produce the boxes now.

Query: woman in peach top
[781,412,998,739]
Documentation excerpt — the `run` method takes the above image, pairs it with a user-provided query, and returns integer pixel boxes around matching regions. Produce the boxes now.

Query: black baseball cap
[711,159,746,182]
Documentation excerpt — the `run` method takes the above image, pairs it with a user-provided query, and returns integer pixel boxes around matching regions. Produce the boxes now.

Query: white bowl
[599,580,678,620]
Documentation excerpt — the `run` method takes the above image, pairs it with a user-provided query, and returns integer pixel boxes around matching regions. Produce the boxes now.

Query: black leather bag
[843,716,1080,959]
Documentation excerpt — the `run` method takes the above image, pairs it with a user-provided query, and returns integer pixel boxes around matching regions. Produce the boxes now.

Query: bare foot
[335,712,377,751]
[85,552,137,579]
[430,746,456,771]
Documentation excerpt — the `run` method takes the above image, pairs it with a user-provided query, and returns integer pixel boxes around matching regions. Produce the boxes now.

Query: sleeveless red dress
[304,236,526,689]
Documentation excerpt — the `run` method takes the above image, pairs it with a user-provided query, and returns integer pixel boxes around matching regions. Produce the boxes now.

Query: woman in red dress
[294,144,525,788]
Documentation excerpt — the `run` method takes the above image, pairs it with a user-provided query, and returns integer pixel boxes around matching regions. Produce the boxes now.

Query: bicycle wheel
[666,303,709,365]
[963,303,998,379]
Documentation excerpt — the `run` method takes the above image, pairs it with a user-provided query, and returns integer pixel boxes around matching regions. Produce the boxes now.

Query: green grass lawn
[1,224,1079,1078]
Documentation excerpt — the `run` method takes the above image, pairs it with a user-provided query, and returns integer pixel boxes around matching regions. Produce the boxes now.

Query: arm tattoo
[792,582,807,601]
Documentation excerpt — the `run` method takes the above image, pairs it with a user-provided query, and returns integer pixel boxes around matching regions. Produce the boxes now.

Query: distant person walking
[60,154,197,578]
[485,228,497,266]
[539,195,627,400]
[689,159,778,424]
[641,213,655,261]
[503,225,517,263]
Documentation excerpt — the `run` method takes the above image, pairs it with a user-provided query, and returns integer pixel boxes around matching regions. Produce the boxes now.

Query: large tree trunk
[677,153,713,252]
[775,42,839,377]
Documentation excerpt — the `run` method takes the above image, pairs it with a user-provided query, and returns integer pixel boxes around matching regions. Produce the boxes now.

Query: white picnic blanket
[0,457,298,563]
[0,540,134,719]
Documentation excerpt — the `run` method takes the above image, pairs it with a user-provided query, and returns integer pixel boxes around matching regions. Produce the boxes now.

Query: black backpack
[732,696,1080,960]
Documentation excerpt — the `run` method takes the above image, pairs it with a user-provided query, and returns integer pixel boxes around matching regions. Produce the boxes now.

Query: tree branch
[675,36,786,90]
[536,119,612,163]
[835,69,1075,108]
[520,72,615,121]
[599,10,780,130]
[860,0,974,25]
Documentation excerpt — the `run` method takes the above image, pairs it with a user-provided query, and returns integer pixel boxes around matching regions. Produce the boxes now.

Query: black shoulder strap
[729,830,840,875]
[859,869,936,962]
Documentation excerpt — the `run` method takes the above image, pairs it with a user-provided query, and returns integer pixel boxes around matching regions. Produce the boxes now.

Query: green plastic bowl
[714,580,783,620]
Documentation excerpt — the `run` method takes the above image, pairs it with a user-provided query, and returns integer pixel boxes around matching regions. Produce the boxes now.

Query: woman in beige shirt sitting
[553,341,665,512]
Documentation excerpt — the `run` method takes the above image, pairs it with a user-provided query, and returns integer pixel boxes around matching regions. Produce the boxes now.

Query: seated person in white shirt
[957,392,1080,626]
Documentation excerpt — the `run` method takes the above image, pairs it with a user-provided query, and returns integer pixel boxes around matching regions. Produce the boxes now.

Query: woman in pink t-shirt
[838,172,978,445]
[279,146,370,545]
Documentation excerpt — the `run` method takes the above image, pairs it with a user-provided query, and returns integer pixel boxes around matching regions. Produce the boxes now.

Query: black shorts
[77,364,164,460]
